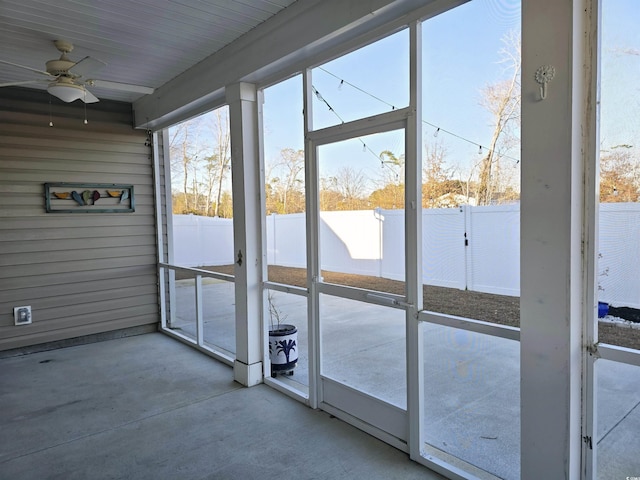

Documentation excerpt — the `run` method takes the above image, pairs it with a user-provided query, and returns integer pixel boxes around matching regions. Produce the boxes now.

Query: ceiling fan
[0,40,154,103]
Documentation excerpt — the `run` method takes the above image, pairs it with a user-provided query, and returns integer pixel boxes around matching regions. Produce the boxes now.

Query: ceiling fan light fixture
[47,82,85,102]
[2,40,148,102]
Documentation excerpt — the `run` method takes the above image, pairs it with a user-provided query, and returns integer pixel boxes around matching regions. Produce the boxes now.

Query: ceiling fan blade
[0,80,46,87]
[81,88,100,103]
[69,56,106,77]
[0,59,54,77]
[88,79,154,95]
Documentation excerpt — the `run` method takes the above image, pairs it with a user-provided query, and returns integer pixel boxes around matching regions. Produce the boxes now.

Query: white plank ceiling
[0,0,297,103]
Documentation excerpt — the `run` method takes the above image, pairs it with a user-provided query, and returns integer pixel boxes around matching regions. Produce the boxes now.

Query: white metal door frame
[296,17,427,453]
[306,109,411,443]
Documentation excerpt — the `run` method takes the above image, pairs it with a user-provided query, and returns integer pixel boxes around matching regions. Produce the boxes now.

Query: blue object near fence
[598,302,609,318]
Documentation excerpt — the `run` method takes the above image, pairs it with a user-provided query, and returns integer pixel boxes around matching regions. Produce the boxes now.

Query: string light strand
[312,86,344,123]
[319,66,397,111]
[319,67,520,165]
[313,85,400,179]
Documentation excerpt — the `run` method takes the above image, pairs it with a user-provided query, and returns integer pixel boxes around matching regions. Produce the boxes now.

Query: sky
[261,0,639,186]
[262,0,522,186]
[171,0,638,196]
[600,0,640,151]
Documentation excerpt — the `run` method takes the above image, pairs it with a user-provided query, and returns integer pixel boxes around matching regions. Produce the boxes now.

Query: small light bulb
[84,119,88,125]
[49,121,53,127]
[478,145,483,154]
[362,143,367,152]
[434,128,440,138]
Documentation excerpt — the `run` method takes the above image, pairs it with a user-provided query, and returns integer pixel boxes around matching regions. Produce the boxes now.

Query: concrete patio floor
[0,333,445,480]
[170,279,640,479]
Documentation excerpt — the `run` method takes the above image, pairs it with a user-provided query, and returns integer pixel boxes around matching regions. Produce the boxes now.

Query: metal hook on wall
[535,65,556,100]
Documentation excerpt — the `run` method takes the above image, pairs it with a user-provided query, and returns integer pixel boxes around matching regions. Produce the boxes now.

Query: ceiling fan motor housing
[46,58,76,76]
[46,40,76,76]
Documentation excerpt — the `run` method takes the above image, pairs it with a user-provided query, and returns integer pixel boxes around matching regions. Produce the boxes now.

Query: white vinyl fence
[172,203,639,308]
[172,214,234,267]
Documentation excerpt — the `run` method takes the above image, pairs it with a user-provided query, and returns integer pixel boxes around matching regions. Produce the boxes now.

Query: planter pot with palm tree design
[268,324,298,376]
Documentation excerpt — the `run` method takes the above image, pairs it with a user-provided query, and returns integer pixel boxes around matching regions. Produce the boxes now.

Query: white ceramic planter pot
[268,324,298,376]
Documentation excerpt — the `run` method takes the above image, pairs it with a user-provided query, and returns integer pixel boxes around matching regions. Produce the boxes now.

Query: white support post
[406,20,424,461]
[160,128,177,328]
[303,67,321,409]
[152,130,168,329]
[521,0,596,477]
[579,0,601,477]
[256,89,270,380]
[227,82,264,387]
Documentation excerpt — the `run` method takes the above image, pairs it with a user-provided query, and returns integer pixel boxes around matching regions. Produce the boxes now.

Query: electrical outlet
[13,306,32,325]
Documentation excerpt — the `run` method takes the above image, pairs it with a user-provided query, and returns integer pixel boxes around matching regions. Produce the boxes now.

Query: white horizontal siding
[0,157,152,175]
[0,245,156,266]
[1,236,155,255]
[0,265,155,292]
[0,224,154,242]
[0,256,157,281]
[0,274,155,303]
[0,87,159,351]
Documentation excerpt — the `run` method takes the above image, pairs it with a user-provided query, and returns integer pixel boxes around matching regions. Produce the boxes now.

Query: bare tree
[422,140,463,208]
[319,167,368,211]
[266,148,305,214]
[205,108,231,217]
[168,109,233,217]
[319,176,342,211]
[334,167,368,210]
[476,29,521,205]
[169,120,199,213]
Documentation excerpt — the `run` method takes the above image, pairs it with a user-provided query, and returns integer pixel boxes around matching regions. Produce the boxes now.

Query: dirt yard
[181,264,640,350]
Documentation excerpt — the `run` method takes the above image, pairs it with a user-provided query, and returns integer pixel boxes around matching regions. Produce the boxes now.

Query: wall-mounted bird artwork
[71,191,84,206]
[45,183,134,213]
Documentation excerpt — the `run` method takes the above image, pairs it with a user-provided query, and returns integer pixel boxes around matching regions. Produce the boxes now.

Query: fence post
[375,207,383,278]
[463,205,472,291]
